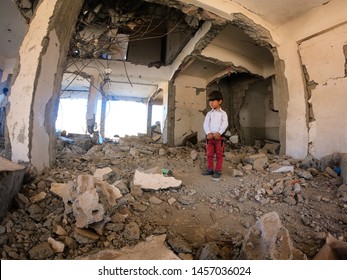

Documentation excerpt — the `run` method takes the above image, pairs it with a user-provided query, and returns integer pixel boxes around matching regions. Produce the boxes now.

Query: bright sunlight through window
[56,99,163,138]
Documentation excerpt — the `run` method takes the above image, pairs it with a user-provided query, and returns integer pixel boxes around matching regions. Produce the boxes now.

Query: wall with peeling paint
[174,75,206,145]
[275,0,347,159]
[299,23,347,159]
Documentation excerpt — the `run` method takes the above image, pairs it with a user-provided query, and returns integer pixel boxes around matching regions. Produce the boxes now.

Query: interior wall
[239,80,279,145]
[174,75,206,145]
[299,22,347,159]
[0,58,16,83]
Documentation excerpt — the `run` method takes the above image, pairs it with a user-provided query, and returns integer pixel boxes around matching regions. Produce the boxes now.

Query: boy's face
[209,99,222,110]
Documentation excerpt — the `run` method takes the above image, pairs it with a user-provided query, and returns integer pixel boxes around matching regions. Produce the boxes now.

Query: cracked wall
[299,22,347,159]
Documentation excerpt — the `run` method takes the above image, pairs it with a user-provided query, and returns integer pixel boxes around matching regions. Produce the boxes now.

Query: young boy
[202,90,228,179]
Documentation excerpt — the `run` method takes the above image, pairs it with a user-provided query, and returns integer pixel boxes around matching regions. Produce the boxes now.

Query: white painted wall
[299,23,347,159]
[174,75,206,145]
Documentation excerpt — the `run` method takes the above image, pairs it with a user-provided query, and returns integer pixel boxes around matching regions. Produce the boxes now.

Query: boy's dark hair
[208,90,223,101]
[2,88,9,95]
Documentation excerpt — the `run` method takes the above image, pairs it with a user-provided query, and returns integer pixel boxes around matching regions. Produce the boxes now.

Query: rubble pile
[0,135,346,260]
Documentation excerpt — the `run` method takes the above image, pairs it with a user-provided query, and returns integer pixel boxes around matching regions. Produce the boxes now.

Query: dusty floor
[0,135,346,260]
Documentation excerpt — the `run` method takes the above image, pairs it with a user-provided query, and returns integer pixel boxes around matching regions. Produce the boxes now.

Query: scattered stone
[149,196,163,205]
[74,228,100,244]
[232,169,243,177]
[168,197,177,205]
[325,167,338,178]
[93,167,113,180]
[243,154,268,171]
[48,237,65,253]
[178,195,194,205]
[123,222,140,241]
[53,224,67,236]
[296,170,313,180]
[28,242,55,259]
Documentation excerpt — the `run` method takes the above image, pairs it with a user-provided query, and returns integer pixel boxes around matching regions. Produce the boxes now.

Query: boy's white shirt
[203,108,228,135]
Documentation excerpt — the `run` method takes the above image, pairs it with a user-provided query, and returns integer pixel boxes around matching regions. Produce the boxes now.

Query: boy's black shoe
[212,172,221,179]
[202,169,214,175]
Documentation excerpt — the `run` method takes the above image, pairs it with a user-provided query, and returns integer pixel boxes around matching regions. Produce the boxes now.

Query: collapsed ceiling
[69,0,202,67]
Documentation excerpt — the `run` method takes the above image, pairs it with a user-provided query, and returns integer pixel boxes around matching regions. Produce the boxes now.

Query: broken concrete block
[239,211,306,260]
[74,228,100,244]
[73,189,105,228]
[123,222,140,241]
[28,242,54,260]
[94,179,122,207]
[77,174,95,193]
[15,193,30,209]
[296,170,313,180]
[325,167,338,178]
[262,143,280,154]
[0,157,25,223]
[76,235,180,260]
[133,169,182,190]
[243,154,268,171]
[93,167,113,181]
[48,237,65,253]
[50,181,76,214]
[190,150,198,160]
[30,191,47,203]
[270,165,294,173]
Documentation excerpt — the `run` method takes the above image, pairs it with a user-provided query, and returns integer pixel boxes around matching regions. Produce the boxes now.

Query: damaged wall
[7,0,84,173]
[173,75,206,145]
[274,0,347,159]
[239,79,279,145]
[299,23,347,159]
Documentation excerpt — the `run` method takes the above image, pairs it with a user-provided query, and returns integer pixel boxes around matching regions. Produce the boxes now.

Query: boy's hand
[207,133,214,140]
[213,132,221,139]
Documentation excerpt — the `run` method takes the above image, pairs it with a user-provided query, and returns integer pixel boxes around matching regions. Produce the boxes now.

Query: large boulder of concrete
[0,157,25,223]
[239,211,306,260]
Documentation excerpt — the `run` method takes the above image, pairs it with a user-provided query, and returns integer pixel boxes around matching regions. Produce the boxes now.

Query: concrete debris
[270,164,294,173]
[239,212,307,260]
[0,135,346,260]
[243,153,268,171]
[48,237,65,253]
[133,168,182,190]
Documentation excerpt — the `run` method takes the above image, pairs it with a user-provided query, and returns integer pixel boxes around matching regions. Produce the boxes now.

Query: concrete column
[86,75,101,134]
[7,0,84,173]
[166,81,176,146]
[100,96,107,139]
[147,100,153,136]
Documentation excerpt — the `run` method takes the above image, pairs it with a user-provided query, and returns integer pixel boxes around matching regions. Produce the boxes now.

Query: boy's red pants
[206,137,224,172]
